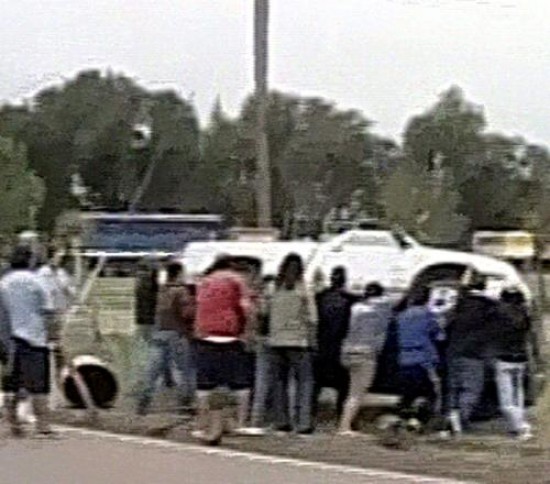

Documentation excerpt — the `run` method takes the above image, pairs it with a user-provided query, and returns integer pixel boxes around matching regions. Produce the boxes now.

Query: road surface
[0,427,472,484]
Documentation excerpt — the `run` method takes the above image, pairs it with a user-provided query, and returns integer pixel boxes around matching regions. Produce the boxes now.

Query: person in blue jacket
[396,286,442,424]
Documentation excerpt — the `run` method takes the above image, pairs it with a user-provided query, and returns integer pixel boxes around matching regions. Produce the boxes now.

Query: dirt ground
[51,399,550,484]
[52,275,550,483]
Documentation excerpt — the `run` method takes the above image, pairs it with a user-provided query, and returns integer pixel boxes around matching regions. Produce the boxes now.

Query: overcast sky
[1,0,548,144]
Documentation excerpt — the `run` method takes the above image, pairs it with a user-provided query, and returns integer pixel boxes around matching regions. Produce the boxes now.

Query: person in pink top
[192,255,254,445]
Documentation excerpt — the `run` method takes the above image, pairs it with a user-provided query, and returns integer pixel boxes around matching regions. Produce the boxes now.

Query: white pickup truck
[180,229,543,403]
[305,229,530,299]
[180,228,529,301]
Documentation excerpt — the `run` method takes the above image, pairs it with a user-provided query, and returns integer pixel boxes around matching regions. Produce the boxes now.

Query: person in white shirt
[1,246,56,437]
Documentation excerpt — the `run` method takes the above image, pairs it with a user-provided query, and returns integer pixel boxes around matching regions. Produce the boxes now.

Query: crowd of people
[0,231,537,444]
[134,252,537,445]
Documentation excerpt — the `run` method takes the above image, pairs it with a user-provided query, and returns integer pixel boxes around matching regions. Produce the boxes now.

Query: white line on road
[55,426,476,484]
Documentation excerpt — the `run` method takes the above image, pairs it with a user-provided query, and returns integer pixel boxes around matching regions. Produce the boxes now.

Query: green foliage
[0,70,201,231]
[0,136,45,235]
[381,158,468,245]
[404,86,485,183]
[1,70,550,248]
[402,86,550,236]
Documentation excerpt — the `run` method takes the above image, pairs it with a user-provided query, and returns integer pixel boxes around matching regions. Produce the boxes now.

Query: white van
[179,240,319,283]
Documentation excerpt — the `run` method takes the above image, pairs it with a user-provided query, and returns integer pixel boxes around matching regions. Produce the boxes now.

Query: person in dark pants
[192,256,255,445]
[135,257,174,388]
[396,286,442,426]
[267,254,318,435]
[136,260,196,415]
[445,275,501,434]
[135,257,160,341]
[313,267,359,420]
[493,288,533,440]
[0,246,56,437]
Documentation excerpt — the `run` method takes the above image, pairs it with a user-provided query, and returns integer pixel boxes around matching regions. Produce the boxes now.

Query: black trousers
[312,357,350,418]
[2,338,50,395]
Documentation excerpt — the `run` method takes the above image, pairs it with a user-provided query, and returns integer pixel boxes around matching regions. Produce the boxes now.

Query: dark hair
[467,272,487,292]
[166,261,183,281]
[330,266,346,287]
[364,282,384,299]
[47,245,57,261]
[276,253,304,288]
[10,246,33,270]
[136,257,159,293]
[393,293,409,314]
[501,288,526,307]
[408,285,431,307]
[205,254,234,275]
[233,257,262,276]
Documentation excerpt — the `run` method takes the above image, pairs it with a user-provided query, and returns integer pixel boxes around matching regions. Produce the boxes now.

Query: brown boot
[32,395,57,438]
[5,394,24,437]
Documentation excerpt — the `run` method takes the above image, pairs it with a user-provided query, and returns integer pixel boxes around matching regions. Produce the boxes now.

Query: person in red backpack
[192,256,254,445]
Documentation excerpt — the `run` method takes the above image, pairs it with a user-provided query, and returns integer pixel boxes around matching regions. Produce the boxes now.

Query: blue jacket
[397,306,441,370]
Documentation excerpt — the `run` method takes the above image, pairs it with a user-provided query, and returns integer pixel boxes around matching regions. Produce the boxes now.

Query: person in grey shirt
[339,282,392,435]
[1,245,55,437]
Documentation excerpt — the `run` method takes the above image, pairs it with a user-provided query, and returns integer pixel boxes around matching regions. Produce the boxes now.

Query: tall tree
[381,158,469,245]
[0,70,202,229]
[231,92,376,236]
[0,136,45,236]
[404,86,486,185]
[402,86,536,233]
[199,100,248,222]
[139,90,201,211]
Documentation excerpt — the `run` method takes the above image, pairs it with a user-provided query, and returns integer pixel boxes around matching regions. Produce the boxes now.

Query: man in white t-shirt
[1,246,56,437]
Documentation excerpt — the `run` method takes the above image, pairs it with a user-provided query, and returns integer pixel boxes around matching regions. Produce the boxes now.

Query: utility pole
[254,0,272,228]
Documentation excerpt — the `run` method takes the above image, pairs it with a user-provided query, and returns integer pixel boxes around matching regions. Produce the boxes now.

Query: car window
[343,233,397,247]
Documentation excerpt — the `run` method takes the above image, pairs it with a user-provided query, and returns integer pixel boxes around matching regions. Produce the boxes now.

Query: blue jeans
[448,356,485,427]
[250,343,276,427]
[138,330,195,411]
[269,347,314,432]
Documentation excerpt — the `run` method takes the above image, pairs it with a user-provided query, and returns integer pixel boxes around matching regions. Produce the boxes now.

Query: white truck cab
[305,229,530,300]
[180,228,529,302]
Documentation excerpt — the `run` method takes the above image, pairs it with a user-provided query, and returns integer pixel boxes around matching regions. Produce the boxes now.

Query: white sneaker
[406,418,422,432]
[516,430,534,442]
[448,411,463,435]
[234,427,267,436]
[376,414,401,431]
[18,401,36,424]
[337,430,361,437]
[191,429,207,440]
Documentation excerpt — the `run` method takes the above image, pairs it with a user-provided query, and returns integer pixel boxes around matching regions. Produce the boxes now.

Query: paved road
[0,428,471,484]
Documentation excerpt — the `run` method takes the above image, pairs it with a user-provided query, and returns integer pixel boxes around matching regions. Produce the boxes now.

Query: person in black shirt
[445,275,500,433]
[493,288,533,440]
[313,267,359,419]
[134,257,174,388]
